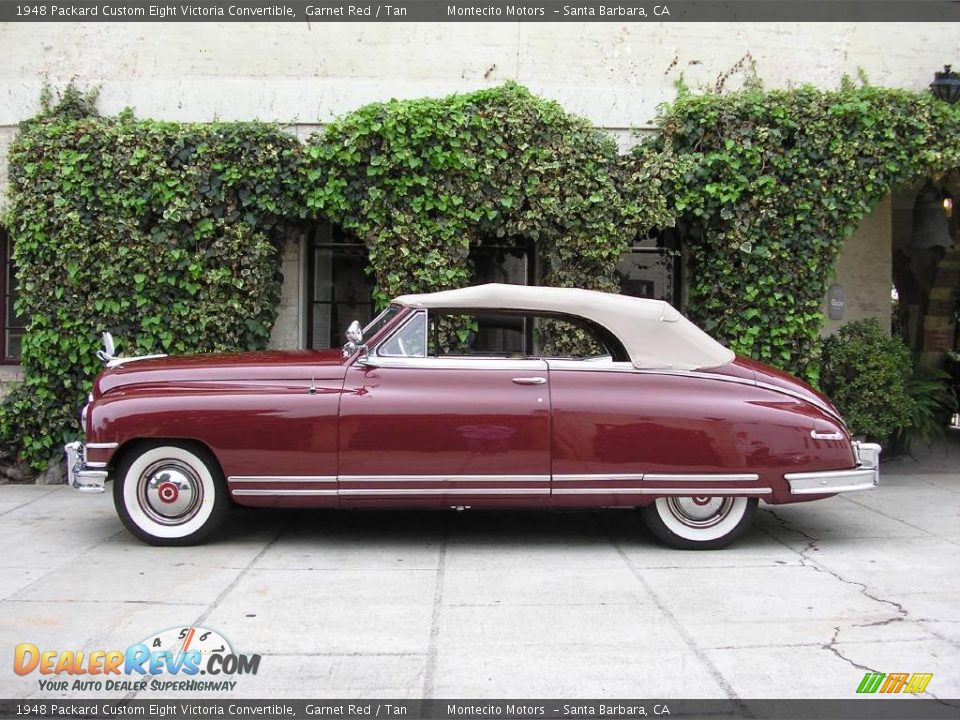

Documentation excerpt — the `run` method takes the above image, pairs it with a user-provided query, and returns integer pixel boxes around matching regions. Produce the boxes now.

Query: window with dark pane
[306,223,375,350]
[616,227,682,307]
[1,229,24,363]
[468,237,535,354]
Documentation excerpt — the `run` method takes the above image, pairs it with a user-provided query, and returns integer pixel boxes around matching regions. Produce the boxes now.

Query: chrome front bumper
[784,441,881,495]
[64,441,108,494]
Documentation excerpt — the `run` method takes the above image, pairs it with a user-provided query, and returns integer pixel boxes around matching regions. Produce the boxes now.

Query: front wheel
[113,442,229,546]
[641,496,758,550]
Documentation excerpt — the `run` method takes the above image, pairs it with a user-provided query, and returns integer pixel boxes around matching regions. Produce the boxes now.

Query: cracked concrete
[1,449,958,700]
[757,508,911,681]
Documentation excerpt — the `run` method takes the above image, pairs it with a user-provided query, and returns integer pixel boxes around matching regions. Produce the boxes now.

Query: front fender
[87,383,341,481]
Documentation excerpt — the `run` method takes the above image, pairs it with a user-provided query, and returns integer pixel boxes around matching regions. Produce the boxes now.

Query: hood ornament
[96,331,168,368]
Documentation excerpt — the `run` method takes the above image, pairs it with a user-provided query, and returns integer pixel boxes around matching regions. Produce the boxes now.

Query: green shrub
[820,319,915,443]
[893,363,957,452]
[1,87,300,468]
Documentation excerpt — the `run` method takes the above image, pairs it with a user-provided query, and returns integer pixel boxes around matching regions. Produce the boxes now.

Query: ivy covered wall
[2,80,959,470]
[653,82,960,384]
[300,83,685,303]
[1,88,302,468]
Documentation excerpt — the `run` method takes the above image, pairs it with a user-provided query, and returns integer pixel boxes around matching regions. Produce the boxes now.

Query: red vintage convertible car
[65,284,880,549]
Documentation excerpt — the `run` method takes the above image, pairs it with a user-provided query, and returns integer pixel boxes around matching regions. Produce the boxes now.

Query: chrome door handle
[512,377,547,385]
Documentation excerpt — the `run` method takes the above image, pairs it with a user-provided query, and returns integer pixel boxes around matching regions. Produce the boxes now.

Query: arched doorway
[891,175,959,366]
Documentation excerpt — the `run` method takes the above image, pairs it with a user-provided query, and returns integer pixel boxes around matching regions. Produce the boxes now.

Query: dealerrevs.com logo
[14,626,261,693]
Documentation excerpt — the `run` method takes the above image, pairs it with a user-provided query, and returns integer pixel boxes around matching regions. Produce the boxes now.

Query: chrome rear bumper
[64,441,108,494]
[784,441,881,495]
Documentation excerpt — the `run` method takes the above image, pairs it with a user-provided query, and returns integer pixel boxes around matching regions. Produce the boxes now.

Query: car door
[338,311,552,507]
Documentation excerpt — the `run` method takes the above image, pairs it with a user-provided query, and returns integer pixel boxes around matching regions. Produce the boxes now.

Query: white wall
[822,196,893,337]
[1,22,955,128]
[1,22,957,209]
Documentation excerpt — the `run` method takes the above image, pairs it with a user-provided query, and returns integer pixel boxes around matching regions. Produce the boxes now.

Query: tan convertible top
[393,283,735,371]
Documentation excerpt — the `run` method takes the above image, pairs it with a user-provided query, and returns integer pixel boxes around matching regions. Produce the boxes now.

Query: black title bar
[2,0,960,22]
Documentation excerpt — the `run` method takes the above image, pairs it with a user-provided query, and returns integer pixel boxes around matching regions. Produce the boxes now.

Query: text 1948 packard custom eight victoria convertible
[65,284,880,549]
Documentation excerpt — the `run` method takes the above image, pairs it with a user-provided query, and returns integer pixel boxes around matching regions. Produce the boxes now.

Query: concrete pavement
[1,449,958,701]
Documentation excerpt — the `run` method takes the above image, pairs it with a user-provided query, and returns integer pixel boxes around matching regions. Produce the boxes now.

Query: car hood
[93,349,346,398]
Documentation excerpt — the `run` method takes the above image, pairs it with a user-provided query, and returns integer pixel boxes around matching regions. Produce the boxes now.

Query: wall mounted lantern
[931,65,960,104]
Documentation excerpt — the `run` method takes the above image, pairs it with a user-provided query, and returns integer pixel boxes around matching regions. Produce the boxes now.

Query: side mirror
[342,320,366,358]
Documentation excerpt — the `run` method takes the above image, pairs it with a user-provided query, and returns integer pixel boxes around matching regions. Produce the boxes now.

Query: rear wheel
[113,442,228,546]
[641,496,758,550]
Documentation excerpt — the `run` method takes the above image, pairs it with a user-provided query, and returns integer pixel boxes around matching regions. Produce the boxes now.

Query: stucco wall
[268,230,305,350]
[0,365,23,398]
[1,22,955,131]
[0,126,14,213]
[821,196,893,336]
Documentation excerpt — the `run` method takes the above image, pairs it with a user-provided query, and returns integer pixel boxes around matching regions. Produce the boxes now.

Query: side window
[427,312,608,360]
[377,312,427,358]
[532,317,605,358]
[428,313,524,357]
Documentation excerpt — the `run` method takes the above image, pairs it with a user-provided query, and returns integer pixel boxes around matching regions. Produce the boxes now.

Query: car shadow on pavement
[207,505,669,550]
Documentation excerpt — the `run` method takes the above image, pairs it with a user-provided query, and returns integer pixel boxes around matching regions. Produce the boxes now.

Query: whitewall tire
[113,442,228,546]
[641,496,758,550]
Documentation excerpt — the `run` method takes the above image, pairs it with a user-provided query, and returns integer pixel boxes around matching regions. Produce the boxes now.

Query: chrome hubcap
[666,496,734,529]
[138,460,203,525]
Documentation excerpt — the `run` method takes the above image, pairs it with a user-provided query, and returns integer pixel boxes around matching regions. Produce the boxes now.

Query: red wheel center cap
[158,482,179,504]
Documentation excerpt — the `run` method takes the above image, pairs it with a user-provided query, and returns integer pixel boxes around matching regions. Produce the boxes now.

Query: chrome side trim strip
[553,487,645,494]
[340,488,550,496]
[643,473,760,483]
[553,473,759,483]
[340,474,550,483]
[546,360,634,372]
[785,467,875,479]
[630,369,846,425]
[553,473,645,482]
[634,368,752,383]
[553,487,772,496]
[229,476,337,484]
[87,442,119,449]
[231,489,338,496]
[360,357,549,371]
